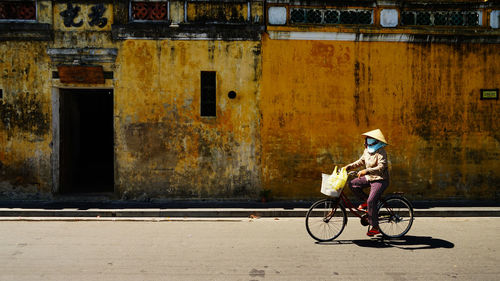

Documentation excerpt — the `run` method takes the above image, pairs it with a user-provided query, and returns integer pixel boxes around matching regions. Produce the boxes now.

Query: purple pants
[349,176,389,228]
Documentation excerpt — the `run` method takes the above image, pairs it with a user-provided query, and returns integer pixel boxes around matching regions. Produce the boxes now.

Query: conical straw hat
[361,129,388,144]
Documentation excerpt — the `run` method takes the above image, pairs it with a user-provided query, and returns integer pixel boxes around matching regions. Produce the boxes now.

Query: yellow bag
[320,166,348,197]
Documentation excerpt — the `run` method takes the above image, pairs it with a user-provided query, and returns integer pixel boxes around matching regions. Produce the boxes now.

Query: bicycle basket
[320,166,348,197]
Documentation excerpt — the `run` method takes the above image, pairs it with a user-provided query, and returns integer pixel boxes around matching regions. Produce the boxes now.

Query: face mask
[366,137,386,153]
[366,137,377,145]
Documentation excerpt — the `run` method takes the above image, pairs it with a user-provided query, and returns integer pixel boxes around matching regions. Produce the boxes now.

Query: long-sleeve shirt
[345,148,389,182]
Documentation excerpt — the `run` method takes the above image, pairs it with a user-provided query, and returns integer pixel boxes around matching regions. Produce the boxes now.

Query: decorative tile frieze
[401,10,481,27]
[290,8,373,25]
[0,1,36,21]
[131,1,169,21]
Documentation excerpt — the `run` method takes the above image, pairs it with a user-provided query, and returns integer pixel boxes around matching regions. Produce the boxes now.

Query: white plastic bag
[320,166,348,197]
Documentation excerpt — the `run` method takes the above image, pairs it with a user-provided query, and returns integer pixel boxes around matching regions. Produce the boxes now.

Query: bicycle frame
[336,171,400,219]
[336,172,369,220]
[337,189,401,217]
[338,190,366,219]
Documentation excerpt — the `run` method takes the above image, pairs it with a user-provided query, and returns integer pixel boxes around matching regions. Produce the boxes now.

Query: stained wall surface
[0,0,53,198]
[0,0,498,201]
[261,35,499,200]
[114,40,262,199]
[0,41,52,198]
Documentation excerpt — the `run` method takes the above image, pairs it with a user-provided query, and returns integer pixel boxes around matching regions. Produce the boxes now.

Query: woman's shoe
[358,202,368,210]
[367,228,380,236]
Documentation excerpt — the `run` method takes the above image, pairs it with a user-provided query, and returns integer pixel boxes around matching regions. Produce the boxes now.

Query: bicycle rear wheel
[305,198,347,242]
[377,196,414,238]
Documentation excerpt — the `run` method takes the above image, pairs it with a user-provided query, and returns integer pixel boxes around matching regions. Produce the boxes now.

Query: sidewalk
[0,200,499,220]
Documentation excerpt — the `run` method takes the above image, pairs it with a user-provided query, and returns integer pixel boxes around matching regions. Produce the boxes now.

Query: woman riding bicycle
[343,129,389,237]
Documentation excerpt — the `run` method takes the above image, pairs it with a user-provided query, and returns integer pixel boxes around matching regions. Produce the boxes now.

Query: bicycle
[305,171,414,242]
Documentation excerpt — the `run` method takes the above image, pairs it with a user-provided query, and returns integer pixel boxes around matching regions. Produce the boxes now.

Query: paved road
[0,217,498,281]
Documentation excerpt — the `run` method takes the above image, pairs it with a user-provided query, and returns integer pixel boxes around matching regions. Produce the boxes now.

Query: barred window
[306,9,321,24]
[131,1,169,21]
[401,11,481,27]
[290,9,305,23]
[0,1,36,21]
[187,2,247,24]
[290,8,373,25]
[324,10,339,24]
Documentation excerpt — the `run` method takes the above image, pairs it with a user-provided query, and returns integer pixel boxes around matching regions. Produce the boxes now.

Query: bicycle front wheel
[305,198,347,242]
[377,196,414,238]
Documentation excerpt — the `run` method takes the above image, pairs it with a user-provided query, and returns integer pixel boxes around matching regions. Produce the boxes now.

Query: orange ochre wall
[260,33,499,200]
[113,40,262,199]
[1,1,499,201]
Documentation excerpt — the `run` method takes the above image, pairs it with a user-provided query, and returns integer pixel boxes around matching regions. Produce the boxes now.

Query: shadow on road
[316,235,454,250]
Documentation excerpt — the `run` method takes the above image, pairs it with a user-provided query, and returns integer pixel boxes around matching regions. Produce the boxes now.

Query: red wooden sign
[57,65,105,84]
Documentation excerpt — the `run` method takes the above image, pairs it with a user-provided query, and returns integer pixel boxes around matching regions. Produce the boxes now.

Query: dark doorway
[59,89,114,193]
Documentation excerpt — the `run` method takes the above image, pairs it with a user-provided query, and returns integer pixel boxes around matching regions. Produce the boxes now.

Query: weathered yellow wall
[1,0,498,201]
[0,1,115,199]
[261,34,500,200]
[114,40,262,199]
[1,1,264,200]
[0,41,53,198]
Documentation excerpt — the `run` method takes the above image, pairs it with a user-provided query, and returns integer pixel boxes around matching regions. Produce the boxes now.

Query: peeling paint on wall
[0,92,49,137]
[114,40,261,199]
[261,34,499,200]
[0,1,498,201]
[0,41,52,198]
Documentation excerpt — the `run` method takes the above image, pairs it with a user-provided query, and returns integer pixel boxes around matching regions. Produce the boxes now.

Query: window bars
[401,11,480,27]
[290,8,373,25]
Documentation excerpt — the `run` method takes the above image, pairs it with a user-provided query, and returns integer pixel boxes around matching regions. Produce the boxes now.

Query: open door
[59,89,114,193]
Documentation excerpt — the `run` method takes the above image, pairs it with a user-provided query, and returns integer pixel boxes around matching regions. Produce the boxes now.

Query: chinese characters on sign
[60,3,83,27]
[89,4,108,28]
[60,3,108,28]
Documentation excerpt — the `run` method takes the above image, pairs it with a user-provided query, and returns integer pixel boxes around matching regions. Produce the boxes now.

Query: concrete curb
[0,207,499,219]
